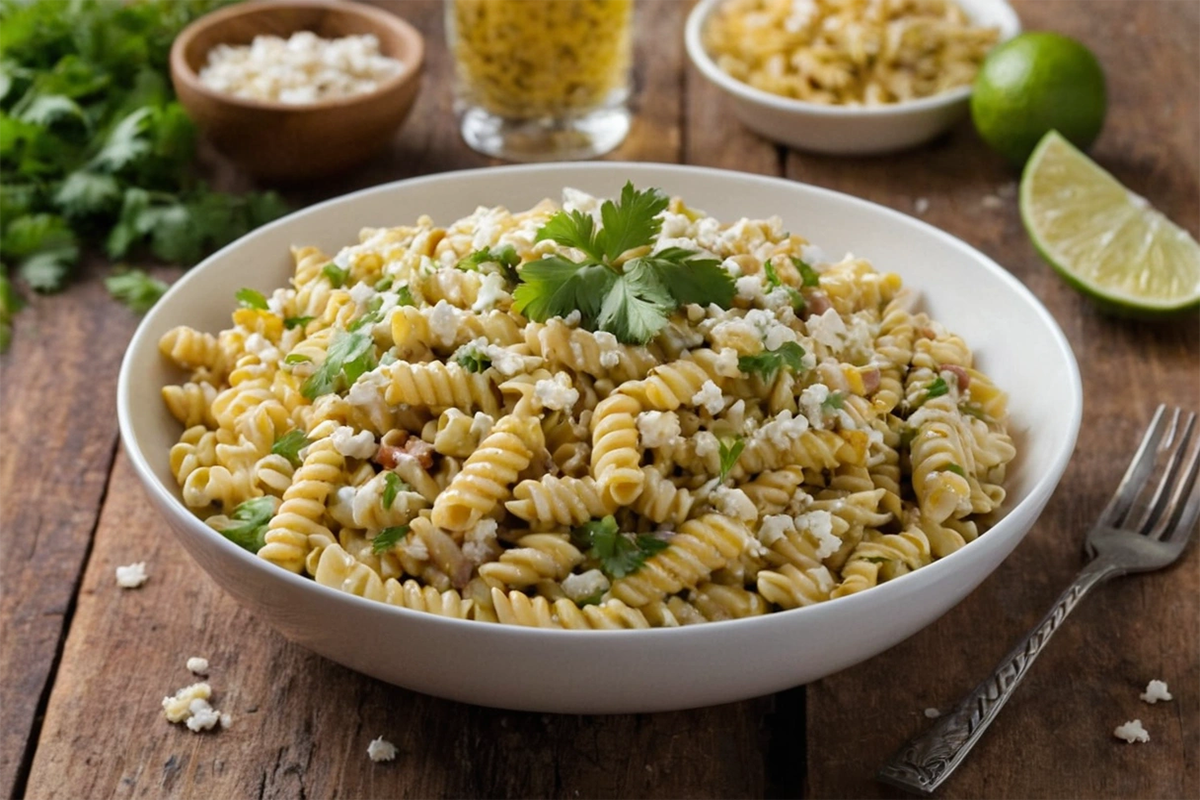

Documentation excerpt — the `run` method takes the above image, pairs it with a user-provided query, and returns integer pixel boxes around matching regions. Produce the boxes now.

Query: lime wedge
[1020,130,1200,316]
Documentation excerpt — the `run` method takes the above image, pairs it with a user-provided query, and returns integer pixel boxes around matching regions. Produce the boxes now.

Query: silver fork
[877,404,1200,796]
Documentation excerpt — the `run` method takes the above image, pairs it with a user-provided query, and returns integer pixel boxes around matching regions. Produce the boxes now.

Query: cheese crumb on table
[1139,679,1173,704]
[163,682,229,734]
[368,736,398,762]
[923,707,941,719]
[186,657,209,675]
[115,562,148,589]
[1113,719,1150,743]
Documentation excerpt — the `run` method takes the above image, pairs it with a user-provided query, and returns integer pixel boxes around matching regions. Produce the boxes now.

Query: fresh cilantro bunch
[512,183,735,344]
[0,0,289,350]
[570,516,670,580]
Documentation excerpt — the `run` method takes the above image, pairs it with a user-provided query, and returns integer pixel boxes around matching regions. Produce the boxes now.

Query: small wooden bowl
[171,0,424,182]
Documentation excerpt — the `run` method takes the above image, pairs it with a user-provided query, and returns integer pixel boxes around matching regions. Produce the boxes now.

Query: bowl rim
[169,0,425,113]
[118,161,1082,642]
[683,0,1021,118]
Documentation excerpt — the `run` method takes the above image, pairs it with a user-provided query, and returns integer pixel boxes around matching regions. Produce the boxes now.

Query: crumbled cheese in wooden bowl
[198,31,403,104]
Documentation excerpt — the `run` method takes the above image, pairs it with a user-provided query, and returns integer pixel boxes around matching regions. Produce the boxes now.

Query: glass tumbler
[448,0,634,161]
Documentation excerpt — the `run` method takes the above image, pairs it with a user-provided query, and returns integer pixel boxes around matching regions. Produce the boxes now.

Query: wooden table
[2,2,1197,798]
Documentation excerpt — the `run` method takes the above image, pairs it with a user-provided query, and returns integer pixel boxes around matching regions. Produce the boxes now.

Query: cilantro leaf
[862,556,891,565]
[284,315,313,329]
[89,106,154,172]
[372,524,410,554]
[321,262,348,288]
[925,376,949,400]
[791,256,820,287]
[301,329,376,399]
[737,342,807,382]
[348,296,384,332]
[536,209,603,262]
[644,250,736,309]
[718,437,745,483]
[944,463,967,478]
[236,287,268,310]
[3,214,79,291]
[457,243,520,285]
[216,496,278,552]
[822,391,845,411]
[395,284,415,307]
[374,275,393,292]
[577,590,604,607]
[105,268,167,313]
[595,266,673,345]
[570,515,668,579]
[512,256,614,324]
[454,344,492,373]
[19,94,88,132]
[381,472,410,510]
[762,258,781,288]
[54,170,121,218]
[598,182,669,262]
[283,353,310,365]
[271,430,311,467]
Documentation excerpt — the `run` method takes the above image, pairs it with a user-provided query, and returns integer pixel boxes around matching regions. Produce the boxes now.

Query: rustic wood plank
[22,3,784,798]
[0,256,161,799]
[797,2,1200,797]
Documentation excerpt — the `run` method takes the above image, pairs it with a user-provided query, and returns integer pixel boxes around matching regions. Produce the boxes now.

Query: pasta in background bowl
[119,164,1080,713]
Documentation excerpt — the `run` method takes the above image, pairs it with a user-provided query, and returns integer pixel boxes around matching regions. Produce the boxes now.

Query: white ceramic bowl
[118,163,1080,714]
[685,0,1022,155]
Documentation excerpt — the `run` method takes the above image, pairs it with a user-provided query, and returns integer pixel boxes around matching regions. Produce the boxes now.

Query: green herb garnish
[216,496,278,552]
[944,463,966,478]
[395,284,415,307]
[381,472,410,510]
[283,353,311,365]
[374,275,393,292]
[321,262,348,288]
[791,256,821,287]
[925,376,949,400]
[570,515,669,579]
[454,344,492,373]
[511,182,735,344]
[284,315,313,330]
[862,556,891,565]
[718,437,745,483]
[822,391,845,411]
[271,429,311,467]
[457,243,520,286]
[105,268,167,313]
[737,341,807,382]
[372,524,410,554]
[301,329,376,399]
[235,287,268,310]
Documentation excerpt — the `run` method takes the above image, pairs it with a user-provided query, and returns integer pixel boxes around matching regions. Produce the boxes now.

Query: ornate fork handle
[877,555,1126,795]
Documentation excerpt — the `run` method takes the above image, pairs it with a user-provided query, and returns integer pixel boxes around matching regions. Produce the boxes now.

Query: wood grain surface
[2,2,1196,799]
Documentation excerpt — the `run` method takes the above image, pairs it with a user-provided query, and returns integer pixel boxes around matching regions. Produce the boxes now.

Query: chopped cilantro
[862,556,891,565]
[925,376,949,400]
[235,287,268,310]
[374,275,393,292]
[216,496,277,552]
[321,262,348,288]
[737,341,807,382]
[372,524,410,554]
[271,429,311,467]
[791,256,821,287]
[455,344,492,373]
[105,268,167,313]
[945,463,966,478]
[284,315,313,330]
[381,472,410,510]
[512,182,734,344]
[762,258,781,288]
[301,328,376,399]
[395,284,415,307]
[577,590,604,607]
[718,437,745,483]
[283,353,311,365]
[570,516,669,579]
[821,391,845,411]
[457,243,520,286]
[348,295,384,331]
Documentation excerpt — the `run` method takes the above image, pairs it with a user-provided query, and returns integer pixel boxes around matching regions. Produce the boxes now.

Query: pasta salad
[160,184,1015,629]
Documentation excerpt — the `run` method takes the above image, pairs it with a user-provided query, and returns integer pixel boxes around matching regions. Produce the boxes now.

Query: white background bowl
[118,163,1080,713]
[685,0,1022,155]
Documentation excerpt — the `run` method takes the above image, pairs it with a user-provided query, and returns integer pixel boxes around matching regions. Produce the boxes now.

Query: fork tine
[1156,417,1200,543]
[1135,411,1196,538]
[1097,405,1171,529]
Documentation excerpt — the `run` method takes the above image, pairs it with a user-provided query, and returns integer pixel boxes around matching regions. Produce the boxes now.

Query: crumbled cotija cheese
[758,515,793,547]
[637,411,681,448]
[186,657,210,675]
[795,510,839,560]
[692,380,726,415]
[115,562,148,589]
[368,736,398,762]
[463,518,499,565]
[806,307,847,348]
[198,31,403,104]
[561,569,610,602]
[713,347,741,378]
[1113,719,1150,743]
[331,425,376,459]
[593,331,621,369]
[1140,680,1173,704]
[712,486,758,522]
[534,372,580,411]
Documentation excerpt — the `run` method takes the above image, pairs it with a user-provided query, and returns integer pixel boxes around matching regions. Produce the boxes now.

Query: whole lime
[971,32,1107,165]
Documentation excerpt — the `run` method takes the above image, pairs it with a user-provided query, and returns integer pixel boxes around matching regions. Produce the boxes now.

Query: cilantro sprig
[737,342,807,382]
[236,287,268,310]
[512,182,735,344]
[105,268,167,313]
[791,256,821,287]
[301,329,376,400]
[763,258,806,311]
[924,376,949,402]
[570,516,669,579]
[372,524,410,555]
[718,437,745,483]
[215,496,278,552]
[381,472,410,510]
[457,243,520,287]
